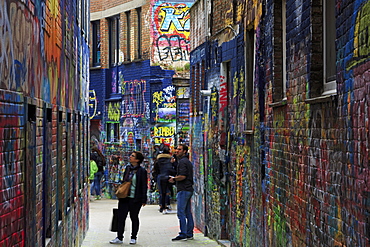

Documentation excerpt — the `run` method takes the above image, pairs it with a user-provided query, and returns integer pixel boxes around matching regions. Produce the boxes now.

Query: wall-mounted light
[200,89,212,96]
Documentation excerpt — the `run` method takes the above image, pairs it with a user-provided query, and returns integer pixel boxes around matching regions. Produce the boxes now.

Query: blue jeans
[91,171,103,196]
[176,190,194,238]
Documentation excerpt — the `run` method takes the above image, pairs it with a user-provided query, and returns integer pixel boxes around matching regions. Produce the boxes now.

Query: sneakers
[162,209,168,215]
[95,195,101,200]
[109,237,123,244]
[130,239,136,245]
[172,236,187,241]
[187,236,194,240]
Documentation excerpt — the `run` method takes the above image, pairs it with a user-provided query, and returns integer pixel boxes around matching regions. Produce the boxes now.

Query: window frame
[108,15,120,67]
[136,7,142,59]
[91,21,101,67]
[322,0,336,95]
[126,11,131,62]
[244,28,255,132]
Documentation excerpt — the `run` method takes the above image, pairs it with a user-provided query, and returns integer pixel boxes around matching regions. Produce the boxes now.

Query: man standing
[169,144,194,241]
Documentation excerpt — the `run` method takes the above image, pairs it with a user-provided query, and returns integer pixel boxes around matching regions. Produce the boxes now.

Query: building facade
[0,0,90,246]
[89,0,193,200]
[190,0,370,246]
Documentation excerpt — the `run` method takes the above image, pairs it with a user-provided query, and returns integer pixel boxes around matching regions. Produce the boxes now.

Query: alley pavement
[81,198,223,247]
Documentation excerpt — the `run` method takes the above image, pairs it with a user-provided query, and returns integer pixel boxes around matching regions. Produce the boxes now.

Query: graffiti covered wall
[265,0,370,246]
[191,0,370,246]
[151,0,193,70]
[0,0,90,246]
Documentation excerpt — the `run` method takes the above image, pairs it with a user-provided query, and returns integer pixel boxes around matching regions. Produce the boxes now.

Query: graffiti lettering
[153,3,192,65]
[163,102,176,108]
[160,7,190,32]
[177,86,190,98]
[153,91,164,107]
[153,137,173,145]
[156,34,190,62]
[107,102,120,121]
[154,3,190,39]
[153,126,175,137]
[121,79,147,117]
[219,80,227,112]
[89,90,97,119]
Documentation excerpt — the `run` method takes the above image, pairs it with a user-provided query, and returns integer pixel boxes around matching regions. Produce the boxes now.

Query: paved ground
[81,198,222,247]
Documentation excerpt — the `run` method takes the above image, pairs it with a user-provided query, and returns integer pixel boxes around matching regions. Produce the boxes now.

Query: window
[107,122,120,142]
[245,29,255,131]
[136,8,142,59]
[282,0,287,98]
[126,11,131,61]
[109,15,120,67]
[309,0,337,98]
[271,0,287,103]
[323,0,336,95]
[92,21,101,67]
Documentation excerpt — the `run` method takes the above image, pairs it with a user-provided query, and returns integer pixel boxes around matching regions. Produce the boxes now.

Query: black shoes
[172,236,187,241]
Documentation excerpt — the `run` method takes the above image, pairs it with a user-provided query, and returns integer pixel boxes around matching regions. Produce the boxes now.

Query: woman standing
[110,151,148,245]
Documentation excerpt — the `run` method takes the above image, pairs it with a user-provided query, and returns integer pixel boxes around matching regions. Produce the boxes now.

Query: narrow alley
[81,199,224,247]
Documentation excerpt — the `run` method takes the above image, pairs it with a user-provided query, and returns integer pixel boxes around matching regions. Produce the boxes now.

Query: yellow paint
[153,126,175,137]
[153,91,164,107]
[346,1,370,70]
[107,102,120,121]
[233,72,239,98]
[48,0,59,18]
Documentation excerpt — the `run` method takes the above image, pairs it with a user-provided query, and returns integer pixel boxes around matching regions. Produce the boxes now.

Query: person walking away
[90,146,106,200]
[153,146,176,214]
[110,151,148,245]
[89,159,98,201]
[169,144,194,241]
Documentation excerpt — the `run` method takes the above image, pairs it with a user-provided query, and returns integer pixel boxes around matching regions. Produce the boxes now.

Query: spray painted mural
[152,85,177,147]
[151,0,193,69]
[0,0,90,246]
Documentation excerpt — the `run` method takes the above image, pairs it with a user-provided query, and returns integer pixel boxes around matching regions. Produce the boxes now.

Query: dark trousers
[117,198,142,240]
[159,180,170,209]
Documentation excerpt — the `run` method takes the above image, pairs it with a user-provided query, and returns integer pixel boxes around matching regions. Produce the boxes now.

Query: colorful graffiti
[121,79,148,118]
[107,102,121,122]
[0,0,90,246]
[152,124,176,145]
[153,85,176,122]
[89,90,97,119]
[346,1,370,71]
[151,1,192,65]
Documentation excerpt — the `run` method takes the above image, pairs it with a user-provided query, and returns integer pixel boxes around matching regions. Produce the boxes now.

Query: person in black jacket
[90,146,106,200]
[153,146,176,214]
[110,151,148,245]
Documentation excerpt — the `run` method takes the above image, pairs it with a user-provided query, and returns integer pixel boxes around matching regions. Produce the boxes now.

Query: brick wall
[190,0,370,246]
[90,0,151,69]
[0,0,90,246]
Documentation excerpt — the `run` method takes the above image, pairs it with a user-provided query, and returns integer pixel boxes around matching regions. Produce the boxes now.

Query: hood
[157,153,172,159]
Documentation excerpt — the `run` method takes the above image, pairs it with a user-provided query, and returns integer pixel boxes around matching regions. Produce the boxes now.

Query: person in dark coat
[110,151,148,245]
[153,146,176,213]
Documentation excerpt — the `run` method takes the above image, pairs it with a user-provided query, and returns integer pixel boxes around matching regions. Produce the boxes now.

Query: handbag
[115,181,131,198]
[110,208,119,232]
